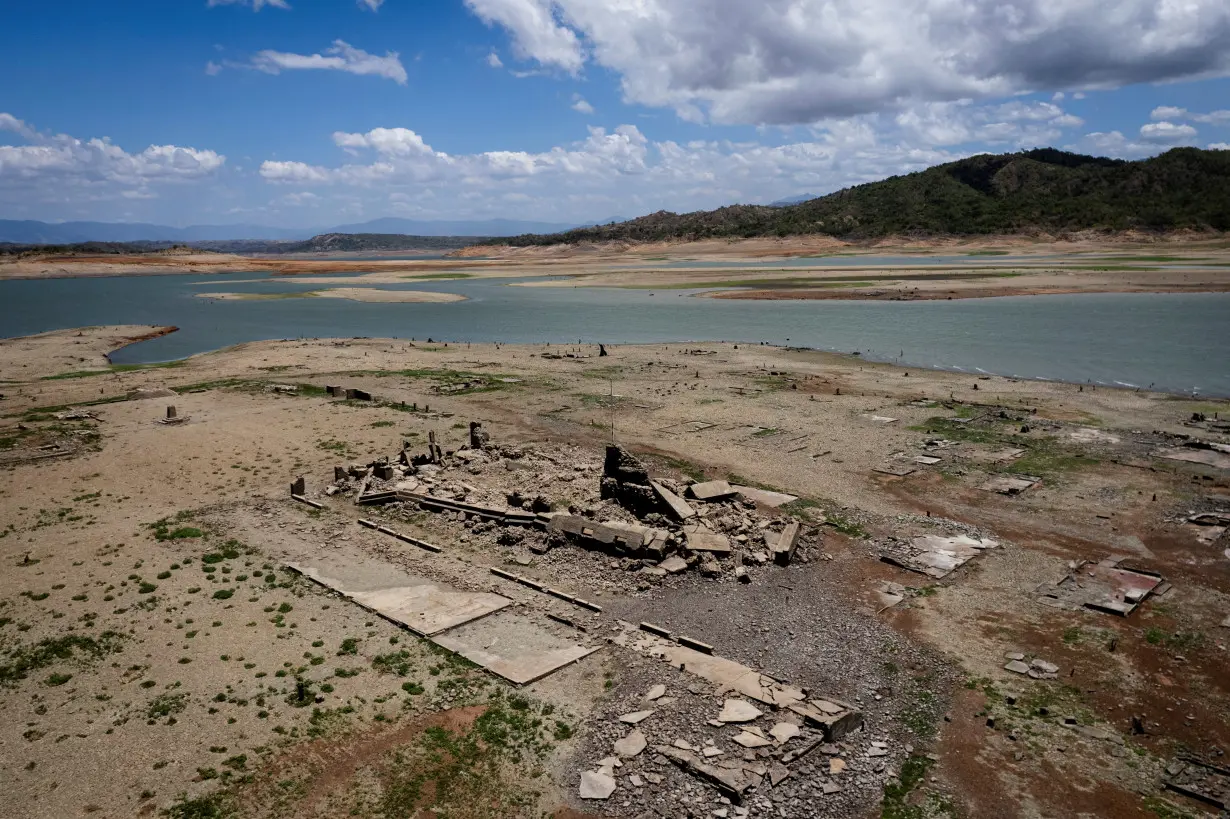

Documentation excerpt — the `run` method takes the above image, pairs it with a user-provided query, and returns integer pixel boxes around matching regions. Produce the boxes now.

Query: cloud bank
[465,0,1230,124]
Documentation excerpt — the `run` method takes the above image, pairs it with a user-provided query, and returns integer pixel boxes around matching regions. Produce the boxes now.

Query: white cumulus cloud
[1209,142,1230,150]
[0,113,225,206]
[256,114,974,222]
[358,0,384,10]
[207,0,290,10]
[1149,105,1230,124]
[249,40,407,84]
[465,0,584,74]
[464,0,1230,125]
[572,95,595,114]
[486,51,504,68]
[1139,121,1199,144]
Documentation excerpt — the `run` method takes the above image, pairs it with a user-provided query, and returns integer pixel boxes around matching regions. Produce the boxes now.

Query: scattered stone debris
[614,729,648,758]
[880,534,998,579]
[718,698,763,723]
[1155,440,1230,471]
[1164,758,1230,811]
[1035,557,1167,616]
[1184,511,1230,544]
[579,769,617,800]
[1003,653,1059,679]
[620,710,654,725]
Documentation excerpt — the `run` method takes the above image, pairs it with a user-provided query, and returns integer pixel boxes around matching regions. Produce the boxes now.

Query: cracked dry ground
[0,330,1227,819]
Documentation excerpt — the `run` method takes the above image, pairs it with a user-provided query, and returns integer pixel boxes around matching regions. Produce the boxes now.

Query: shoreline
[91,331,1229,399]
[194,288,468,304]
[700,283,1230,301]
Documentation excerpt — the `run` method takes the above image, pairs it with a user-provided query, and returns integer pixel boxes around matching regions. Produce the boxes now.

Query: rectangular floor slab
[1155,447,1230,470]
[288,562,511,636]
[730,485,799,507]
[432,611,599,685]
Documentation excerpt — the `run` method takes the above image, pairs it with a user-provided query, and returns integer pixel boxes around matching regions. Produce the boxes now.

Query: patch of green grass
[882,755,951,819]
[342,367,520,396]
[1145,628,1205,651]
[372,650,413,676]
[0,632,125,687]
[824,512,867,538]
[377,689,559,818]
[1062,626,1082,645]
[149,512,203,542]
[369,420,395,428]
[148,692,188,719]
[163,791,234,819]
[41,360,185,380]
[655,454,706,483]
[45,672,73,686]
[1142,796,1201,818]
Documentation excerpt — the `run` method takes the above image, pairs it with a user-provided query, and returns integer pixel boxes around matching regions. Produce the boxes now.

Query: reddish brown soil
[239,705,487,814]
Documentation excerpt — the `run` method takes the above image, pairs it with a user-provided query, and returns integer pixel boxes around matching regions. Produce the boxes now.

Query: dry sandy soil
[196,289,467,304]
[1,326,1228,819]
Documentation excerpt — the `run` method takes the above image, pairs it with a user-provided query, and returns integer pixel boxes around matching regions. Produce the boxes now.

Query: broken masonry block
[469,421,491,449]
[291,476,306,496]
[334,465,348,482]
[772,521,802,566]
[166,405,177,419]
[373,463,395,481]
[604,444,650,484]
[640,622,672,639]
[677,635,714,654]
[651,480,697,521]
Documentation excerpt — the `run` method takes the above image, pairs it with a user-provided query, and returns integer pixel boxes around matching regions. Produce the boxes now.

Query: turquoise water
[2,272,1228,396]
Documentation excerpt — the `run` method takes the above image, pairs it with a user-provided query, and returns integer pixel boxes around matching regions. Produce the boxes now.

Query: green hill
[499,147,1230,246]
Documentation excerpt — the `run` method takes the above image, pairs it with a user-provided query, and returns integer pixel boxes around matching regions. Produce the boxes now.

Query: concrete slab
[613,623,805,708]
[431,611,599,685]
[880,534,998,579]
[1156,446,1230,470]
[979,475,1039,495]
[687,480,736,501]
[1035,557,1164,616]
[651,481,697,521]
[288,563,511,636]
[966,447,1026,464]
[683,523,732,554]
[730,485,799,508]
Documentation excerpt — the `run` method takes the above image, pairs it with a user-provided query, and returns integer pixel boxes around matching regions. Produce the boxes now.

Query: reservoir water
[2,272,1227,397]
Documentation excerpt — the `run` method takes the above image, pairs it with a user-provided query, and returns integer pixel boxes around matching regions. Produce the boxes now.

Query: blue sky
[2,0,1229,227]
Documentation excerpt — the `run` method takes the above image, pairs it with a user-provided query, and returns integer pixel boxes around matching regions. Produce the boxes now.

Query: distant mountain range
[0,216,589,244]
[495,147,1230,246]
[768,193,819,207]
